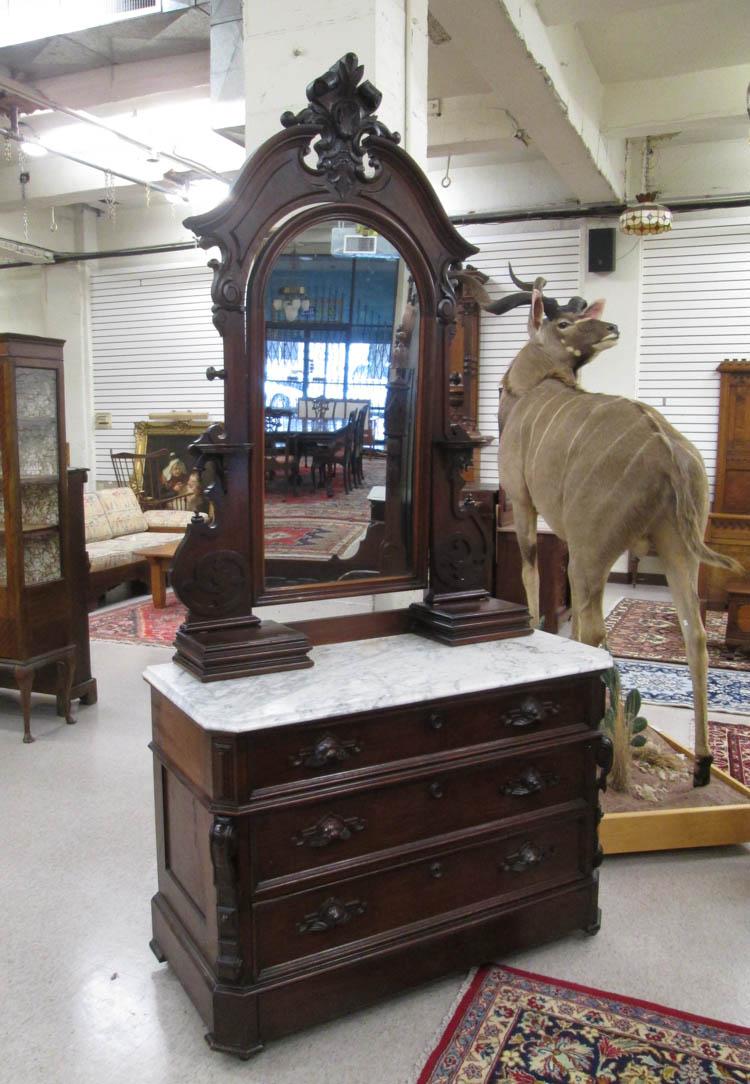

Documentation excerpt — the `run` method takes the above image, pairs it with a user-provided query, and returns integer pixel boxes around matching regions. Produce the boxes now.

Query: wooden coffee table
[134,540,180,609]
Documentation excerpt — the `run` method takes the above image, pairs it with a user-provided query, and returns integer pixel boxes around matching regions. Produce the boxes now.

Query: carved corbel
[209,816,243,982]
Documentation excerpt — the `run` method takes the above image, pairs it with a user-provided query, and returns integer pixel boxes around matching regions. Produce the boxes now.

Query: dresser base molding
[151,875,599,1059]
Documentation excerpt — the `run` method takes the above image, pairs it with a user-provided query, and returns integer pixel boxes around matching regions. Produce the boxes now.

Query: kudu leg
[658,545,712,786]
[512,499,540,627]
[567,555,608,648]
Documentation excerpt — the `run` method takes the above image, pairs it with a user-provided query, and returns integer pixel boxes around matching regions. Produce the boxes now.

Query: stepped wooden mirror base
[410,596,531,644]
[174,621,313,682]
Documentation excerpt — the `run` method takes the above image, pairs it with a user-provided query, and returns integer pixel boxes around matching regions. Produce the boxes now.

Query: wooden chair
[264,409,295,488]
[109,449,192,511]
[352,404,368,487]
[310,411,356,497]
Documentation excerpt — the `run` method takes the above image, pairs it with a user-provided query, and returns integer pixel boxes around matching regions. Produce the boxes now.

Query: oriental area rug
[265,455,385,523]
[614,658,750,714]
[416,965,750,1084]
[606,598,750,672]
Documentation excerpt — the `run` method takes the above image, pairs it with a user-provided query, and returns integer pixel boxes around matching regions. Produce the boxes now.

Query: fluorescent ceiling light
[20,140,47,158]
[188,179,230,213]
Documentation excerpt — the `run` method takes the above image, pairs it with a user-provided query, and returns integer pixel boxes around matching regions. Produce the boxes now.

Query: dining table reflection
[264,404,365,497]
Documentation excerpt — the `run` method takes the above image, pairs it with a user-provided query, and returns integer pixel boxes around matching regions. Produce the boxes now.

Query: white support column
[243,0,428,163]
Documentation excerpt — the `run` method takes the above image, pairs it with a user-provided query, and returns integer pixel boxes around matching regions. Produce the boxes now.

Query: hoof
[693,755,713,787]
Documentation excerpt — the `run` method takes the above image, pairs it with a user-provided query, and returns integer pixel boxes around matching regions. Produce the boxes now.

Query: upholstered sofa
[84,486,193,604]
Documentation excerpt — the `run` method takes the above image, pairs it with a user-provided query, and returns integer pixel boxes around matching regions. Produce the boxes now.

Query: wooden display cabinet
[496,524,571,634]
[0,334,96,742]
[699,359,750,608]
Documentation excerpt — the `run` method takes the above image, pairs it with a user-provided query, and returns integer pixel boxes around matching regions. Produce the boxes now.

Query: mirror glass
[262,219,420,589]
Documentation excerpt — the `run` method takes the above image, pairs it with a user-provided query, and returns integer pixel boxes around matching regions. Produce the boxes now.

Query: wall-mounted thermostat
[94,411,112,429]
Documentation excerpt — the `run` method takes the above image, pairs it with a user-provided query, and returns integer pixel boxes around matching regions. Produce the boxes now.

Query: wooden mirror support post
[170,53,529,682]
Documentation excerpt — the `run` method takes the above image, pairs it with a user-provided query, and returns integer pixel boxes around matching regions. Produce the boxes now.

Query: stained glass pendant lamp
[619,137,672,236]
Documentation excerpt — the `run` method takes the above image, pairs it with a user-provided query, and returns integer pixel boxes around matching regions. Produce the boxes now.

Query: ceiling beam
[429,0,623,203]
[603,63,750,137]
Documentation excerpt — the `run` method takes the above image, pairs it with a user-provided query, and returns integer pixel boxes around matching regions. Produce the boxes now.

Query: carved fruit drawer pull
[296,896,367,934]
[292,813,366,849]
[290,733,363,770]
[499,766,560,798]
[500,696,560,729]
[500,841,553,873]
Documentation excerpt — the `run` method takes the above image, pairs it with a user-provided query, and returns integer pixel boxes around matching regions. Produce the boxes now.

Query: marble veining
[144,631,612,733]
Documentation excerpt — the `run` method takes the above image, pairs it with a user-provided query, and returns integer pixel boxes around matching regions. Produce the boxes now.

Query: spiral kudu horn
[507,262,590,319]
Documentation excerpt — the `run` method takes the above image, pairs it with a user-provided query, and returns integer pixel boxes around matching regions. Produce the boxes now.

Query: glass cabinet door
[15,366,62,585]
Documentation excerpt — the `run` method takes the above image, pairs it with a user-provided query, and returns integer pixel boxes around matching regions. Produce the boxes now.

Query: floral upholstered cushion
[84,492,114,543]
[87,531,184,572]
[97,487,148,538]
[143,509,194,530]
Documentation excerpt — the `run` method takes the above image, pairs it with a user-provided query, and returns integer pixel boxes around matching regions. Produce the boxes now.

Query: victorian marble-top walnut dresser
[145,631,611,1058]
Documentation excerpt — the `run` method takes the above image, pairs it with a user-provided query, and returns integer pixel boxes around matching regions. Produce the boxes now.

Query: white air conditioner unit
[331,227,399,259]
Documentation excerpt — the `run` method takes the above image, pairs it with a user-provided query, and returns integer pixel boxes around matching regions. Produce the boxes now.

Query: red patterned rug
[606,597,750,672]
[265,456,385,522]
[709,721,750,785]
[90,592,187,647]
[263,517,365,560]
[417,965,750,1083]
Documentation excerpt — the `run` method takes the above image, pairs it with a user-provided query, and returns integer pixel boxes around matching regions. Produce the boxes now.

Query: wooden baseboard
[608,571,667,587]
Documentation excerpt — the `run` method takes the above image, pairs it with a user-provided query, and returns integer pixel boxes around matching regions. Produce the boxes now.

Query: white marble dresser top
[144,631,612,734]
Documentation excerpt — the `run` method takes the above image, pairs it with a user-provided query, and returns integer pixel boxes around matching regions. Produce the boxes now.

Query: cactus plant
[600,666,649,792]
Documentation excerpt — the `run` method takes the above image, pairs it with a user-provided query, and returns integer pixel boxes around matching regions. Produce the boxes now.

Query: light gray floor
[1,585,748,1084]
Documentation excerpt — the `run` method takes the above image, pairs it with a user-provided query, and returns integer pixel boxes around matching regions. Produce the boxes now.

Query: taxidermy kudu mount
[459,264,743,787]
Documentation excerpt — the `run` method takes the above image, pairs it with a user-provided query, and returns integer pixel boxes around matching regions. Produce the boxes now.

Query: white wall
[0,207,95,473]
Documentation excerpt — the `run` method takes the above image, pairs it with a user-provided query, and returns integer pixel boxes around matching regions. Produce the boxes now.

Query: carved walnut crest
[280,52,400,199]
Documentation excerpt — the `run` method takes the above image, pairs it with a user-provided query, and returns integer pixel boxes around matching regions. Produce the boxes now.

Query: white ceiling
[577,0,750,84]
[0,0,748,219]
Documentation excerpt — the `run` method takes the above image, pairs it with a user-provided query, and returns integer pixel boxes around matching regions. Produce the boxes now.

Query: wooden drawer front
[248,676,601,793]
[253,740,593,885]
[255,812,590,972]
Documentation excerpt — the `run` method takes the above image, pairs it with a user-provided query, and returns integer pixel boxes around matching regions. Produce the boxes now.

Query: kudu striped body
[460,266,742,786]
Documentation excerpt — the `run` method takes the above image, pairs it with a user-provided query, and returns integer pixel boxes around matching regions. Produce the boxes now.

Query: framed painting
[133,419,209,512]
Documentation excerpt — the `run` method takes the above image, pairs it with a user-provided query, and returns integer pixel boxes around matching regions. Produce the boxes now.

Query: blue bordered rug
[615,658,750,715]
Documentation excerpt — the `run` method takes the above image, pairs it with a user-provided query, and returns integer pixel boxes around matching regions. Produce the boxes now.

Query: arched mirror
[262,219,420,591]
[171,52,529,681]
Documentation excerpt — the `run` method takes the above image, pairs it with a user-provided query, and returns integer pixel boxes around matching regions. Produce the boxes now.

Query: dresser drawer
[247,675,602,794]
[254,811,591,972]
[252,737,595,886]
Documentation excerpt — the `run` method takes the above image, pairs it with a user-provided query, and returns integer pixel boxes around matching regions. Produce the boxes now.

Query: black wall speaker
[588,227,616,273]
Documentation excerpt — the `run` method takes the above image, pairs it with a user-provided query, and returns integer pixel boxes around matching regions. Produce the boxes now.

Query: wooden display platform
[600,728,750,854]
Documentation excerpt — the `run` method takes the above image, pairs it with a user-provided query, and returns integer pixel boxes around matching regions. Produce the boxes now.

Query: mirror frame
[250,207,429,603]
[171,53,529,682]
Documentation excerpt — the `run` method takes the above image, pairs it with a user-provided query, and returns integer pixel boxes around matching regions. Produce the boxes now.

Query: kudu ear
[528,288,545,335]
[581,298,606,320]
